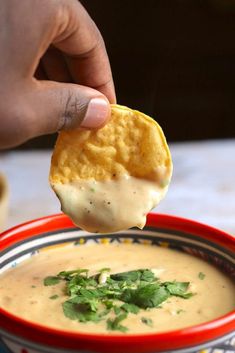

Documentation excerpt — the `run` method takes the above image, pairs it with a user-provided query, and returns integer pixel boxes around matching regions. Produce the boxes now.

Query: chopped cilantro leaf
[141,317,153,327]
[140,269,155,282]
[103,300,114,309]
[165,281,193,298]
[198,272,206,280]
[113,305,122,315]
[68,295,99,312]
[110,269,154,283]
[176,309,185,314]
[121,303,140,314]
[122,284,169,309]
[63,301,100,322]
[111,270,141,282]
[106,313,128,332]
[49,294,59,300]
[62,301,80,321]
[44,276,61,286]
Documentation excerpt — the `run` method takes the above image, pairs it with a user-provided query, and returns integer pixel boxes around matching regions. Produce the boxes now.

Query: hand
[0,0,116,149]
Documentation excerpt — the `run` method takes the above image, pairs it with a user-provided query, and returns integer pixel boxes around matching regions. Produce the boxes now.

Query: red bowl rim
[0,213,234,352]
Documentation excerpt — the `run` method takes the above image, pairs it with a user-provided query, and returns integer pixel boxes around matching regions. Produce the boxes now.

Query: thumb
[27,80,111,137]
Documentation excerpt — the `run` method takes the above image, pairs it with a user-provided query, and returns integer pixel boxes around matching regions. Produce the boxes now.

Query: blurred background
[18,0,235,149]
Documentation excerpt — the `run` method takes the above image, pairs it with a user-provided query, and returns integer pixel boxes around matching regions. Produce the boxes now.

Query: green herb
[44,276,61,286]
[113,305,122,315]
[31,285,36,288]
[121,303,140,314]
[49,294,59,300]
[140,269,156,282]
[121,284,169,309]
[90,188,95,193]
[141,317,153,327]
[106,313,128,332]
[103,300,114,309]
[176,309,185,314]
[44,268,194,332]
[165,282,193,298]
[63,301,101,323]
[110,269,154,283]
[198,272,206,280]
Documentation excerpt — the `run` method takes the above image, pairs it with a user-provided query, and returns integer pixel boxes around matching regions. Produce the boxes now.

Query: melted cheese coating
[53,169,170,233]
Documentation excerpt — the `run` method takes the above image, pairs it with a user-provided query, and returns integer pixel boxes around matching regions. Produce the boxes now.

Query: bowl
[0,173,9,231]
[0,213,234,353]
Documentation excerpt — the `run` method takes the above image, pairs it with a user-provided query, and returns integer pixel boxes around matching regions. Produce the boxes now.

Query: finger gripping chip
[50,104,172,233]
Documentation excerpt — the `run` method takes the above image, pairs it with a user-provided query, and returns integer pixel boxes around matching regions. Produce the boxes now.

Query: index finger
[53,0,116,103]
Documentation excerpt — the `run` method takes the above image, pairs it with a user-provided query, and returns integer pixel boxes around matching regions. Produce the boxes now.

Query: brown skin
[0,0,116,149]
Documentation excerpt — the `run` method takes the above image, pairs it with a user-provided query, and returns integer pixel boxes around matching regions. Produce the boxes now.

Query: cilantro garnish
[107,313,128,332]
[164,281,193,299]
[141,317,153,327]
[49,294,59,300]
[44,268,194,332]
[44,276,61,286]
[176,309,185,314]
[63,301,101,323]
[121,303,140,314]
[198,272,206,280]
[110,269,154,283]
[121,284,169,309]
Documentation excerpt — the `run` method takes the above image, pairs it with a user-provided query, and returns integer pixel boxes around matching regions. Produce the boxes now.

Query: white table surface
[0,139,235,235]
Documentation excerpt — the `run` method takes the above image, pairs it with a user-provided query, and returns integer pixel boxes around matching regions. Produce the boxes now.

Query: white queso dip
[0,243,234,334]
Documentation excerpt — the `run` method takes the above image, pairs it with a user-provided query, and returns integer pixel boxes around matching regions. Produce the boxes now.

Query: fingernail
[81,98,109,128]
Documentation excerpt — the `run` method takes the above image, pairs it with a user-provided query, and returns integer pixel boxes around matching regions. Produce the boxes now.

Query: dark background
[20,0,235,149]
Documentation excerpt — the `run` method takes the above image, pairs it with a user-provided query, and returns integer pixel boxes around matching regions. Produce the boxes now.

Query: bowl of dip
[0,213,234,353]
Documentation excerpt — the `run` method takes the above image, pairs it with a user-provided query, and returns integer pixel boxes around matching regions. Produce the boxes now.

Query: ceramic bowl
[0,213,234,353]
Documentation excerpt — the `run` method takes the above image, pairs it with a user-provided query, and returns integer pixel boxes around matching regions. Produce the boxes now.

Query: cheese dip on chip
[50,105,172,232]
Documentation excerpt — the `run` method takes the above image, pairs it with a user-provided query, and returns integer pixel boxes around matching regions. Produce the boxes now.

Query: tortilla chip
[50,104,172,184]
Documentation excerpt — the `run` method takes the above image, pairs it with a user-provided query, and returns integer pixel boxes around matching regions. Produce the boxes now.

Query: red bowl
[0,213,234,353]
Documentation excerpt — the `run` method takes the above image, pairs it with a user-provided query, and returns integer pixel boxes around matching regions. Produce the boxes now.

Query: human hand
[0,0,116,149]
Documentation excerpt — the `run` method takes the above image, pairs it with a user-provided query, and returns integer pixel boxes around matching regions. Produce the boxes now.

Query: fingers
[0,0,116,149]
[53,0,116,103]
[31,80,110,131]
[1,0,116,103]
[0,81,110,149]
[41,46,72,83]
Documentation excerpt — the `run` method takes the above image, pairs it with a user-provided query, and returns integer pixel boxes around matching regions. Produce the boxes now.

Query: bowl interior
[1,223,234,278]
[0,214,234,353]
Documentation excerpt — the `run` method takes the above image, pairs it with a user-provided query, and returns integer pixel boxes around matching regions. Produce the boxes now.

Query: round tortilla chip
[50,104,172,184]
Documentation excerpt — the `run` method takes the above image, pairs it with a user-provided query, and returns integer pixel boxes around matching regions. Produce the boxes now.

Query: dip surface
[0,243,234,334]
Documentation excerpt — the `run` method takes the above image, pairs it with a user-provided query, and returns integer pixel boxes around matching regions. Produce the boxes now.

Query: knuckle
[52,0,81,41]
